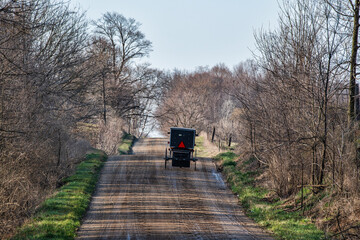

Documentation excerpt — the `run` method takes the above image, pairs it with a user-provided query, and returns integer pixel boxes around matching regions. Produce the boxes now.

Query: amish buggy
[164,127,198,170]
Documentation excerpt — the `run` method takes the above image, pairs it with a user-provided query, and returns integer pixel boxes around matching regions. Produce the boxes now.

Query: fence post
[211,127,215,142]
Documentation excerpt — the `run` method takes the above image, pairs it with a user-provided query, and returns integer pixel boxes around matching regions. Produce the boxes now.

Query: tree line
[2,0,360,238]
[0,0,161,237]
[156,0,360,237]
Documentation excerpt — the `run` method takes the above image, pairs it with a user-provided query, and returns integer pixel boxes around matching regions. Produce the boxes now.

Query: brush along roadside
[214,152,326,240]
[12,133,136,240]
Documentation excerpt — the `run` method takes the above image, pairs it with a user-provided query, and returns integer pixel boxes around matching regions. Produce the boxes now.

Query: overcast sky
[70,0,280,72]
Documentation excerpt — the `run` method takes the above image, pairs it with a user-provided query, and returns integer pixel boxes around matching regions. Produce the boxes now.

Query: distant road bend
[76,138,274,240]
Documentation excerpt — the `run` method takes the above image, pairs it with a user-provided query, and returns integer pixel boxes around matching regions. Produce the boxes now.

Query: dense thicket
[156,66,233,134]
[0,0,159,237]
[156,0,360,237]
[2,0,360,238]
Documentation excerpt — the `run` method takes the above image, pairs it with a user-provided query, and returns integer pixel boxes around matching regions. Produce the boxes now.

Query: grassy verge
[118,132,136,154]
[215,151,325,240]
[12,133,136,239]
[195,135,206,157]
[11,149,107,240]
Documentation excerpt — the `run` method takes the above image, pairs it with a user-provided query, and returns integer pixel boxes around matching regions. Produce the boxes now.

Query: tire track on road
[76,138,273,240]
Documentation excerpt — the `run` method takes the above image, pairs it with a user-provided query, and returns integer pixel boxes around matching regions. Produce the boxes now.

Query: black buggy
[164,127,198,170]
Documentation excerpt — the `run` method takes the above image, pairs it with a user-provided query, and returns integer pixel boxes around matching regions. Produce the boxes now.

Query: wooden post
[211,127,215,142]
[301,161,304,215]
[128,118,131,134]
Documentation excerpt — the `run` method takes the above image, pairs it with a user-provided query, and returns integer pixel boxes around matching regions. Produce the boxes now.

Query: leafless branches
[0,1,158,237]
[156,0,360,236]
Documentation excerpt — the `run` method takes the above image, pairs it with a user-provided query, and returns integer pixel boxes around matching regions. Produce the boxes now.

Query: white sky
[70,0,280,72]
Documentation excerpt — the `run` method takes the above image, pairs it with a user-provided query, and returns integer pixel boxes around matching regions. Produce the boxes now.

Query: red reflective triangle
[178,141,185,148]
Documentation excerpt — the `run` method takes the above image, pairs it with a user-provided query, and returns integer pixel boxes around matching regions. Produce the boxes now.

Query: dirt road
[76,138,273,239]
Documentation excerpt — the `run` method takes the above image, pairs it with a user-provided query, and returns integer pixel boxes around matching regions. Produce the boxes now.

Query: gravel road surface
[76,138,273,240]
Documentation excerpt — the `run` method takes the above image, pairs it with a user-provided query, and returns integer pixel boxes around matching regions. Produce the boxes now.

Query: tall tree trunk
[57,130,61,167]
[102,74,107,124]
[319,46,332,185]
[312,144,317,186]
[349,0,360,194]
[349,0,360,123]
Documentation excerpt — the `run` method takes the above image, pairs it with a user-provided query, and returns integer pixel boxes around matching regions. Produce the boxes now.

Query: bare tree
[92,12,152,123]
[249,0,350,195]
[156,66,234,139]
[0,0,93,236]
[349,0,360,123]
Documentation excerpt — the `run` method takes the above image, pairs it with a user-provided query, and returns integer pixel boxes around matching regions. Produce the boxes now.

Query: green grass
[220,140,238,151]
[194,135,207,157]
[214,151,237,166]
[12,133,136,239]
[118,132,136,154]
[11,149,107,240]
[216,151,325,240]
